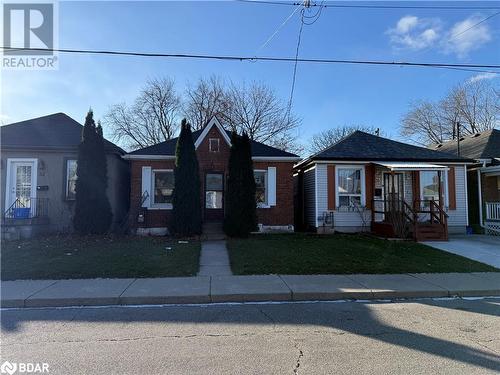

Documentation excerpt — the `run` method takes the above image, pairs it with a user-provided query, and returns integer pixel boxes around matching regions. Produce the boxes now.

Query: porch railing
[3,197,49,219]
[485,202,500,221]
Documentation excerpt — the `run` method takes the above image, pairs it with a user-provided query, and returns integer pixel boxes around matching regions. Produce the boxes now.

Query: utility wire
[287,8,305,120]
[449,10,500,41]
[255,3,303,54]
[235,0,500,10]
[3,47,499,70]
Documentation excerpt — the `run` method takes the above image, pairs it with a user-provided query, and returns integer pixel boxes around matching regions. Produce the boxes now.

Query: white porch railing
[485,202,500,221]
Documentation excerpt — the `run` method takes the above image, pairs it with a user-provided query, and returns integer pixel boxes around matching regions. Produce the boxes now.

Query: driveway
[422,235,500,268]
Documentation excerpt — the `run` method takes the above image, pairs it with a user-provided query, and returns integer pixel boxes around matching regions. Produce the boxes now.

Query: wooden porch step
[414,223,447,241]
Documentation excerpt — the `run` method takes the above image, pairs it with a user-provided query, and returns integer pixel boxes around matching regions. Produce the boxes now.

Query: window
[205,173,223,209]
[66,160,77,200]
[153,170,174,205]
[337,168,362,208]
[420,171,447,206]
[254,171,267,205]
[209,138,220,152]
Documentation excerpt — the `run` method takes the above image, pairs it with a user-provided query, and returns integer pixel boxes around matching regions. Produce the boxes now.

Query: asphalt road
[1,299,499,374]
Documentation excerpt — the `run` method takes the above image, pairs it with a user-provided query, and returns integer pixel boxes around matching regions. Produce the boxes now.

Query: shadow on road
[1,298,499,371]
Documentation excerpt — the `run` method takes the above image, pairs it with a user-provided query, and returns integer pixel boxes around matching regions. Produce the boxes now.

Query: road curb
[2,272,499,308]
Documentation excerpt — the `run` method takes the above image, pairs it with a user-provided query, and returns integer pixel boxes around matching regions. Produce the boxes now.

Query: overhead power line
[236,0,500,10]
[2,47,499,71]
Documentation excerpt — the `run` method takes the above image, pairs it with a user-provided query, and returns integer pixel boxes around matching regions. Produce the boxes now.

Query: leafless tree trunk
[400,79,499,145]
[184,77,302,153]
[104,78,181,150]
[308,125,381,154]
[226,81,301,150]
[183,76,232,130]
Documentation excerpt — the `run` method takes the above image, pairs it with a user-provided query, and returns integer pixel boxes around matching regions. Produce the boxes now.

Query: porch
[485,202,500,235]
[2,197,50,240]
[369,162,449,241]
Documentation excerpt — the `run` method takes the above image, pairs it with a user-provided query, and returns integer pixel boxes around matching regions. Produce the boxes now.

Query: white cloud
[442,15,492,58]
[387,14,494,59]
[396,15,418,34]
[468,72,498,83]
[386,15,441,50]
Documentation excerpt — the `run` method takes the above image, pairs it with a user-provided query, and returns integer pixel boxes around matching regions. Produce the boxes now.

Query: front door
[5,159,37,212]
[383,173,404,201]
[205,173,224,221]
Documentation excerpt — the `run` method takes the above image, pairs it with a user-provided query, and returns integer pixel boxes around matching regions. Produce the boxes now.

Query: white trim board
[5,158,38,210]
[194,116,232,149]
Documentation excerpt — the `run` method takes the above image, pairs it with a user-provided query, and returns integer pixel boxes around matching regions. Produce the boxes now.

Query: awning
[374,162,449,172]
[481,165,500,177]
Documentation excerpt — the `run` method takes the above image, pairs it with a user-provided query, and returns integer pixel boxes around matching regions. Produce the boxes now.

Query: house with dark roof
[1,113,130,239]
[432,129,500,234]
[294,131,472,241]
[124,117,300,235]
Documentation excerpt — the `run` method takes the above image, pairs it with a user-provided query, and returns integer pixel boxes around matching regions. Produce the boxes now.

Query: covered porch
[369,162,450,241]
[481,165,500,235]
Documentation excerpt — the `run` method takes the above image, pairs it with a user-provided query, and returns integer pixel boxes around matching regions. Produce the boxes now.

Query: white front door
[5,159,37,210]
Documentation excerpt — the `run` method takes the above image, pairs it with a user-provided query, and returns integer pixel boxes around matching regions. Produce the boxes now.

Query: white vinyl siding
[316,163,370,231]
[303,167,316,227]
[447,164,468,229]
[315,164,328,227]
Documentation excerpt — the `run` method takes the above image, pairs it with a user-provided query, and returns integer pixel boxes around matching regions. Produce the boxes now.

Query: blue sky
[1,1,499,152]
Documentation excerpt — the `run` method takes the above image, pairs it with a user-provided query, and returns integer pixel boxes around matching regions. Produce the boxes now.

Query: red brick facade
[129,124,296,230]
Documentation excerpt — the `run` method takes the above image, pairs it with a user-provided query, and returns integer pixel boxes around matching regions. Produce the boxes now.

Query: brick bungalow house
[123,117,300,235]
[432,129,500,234]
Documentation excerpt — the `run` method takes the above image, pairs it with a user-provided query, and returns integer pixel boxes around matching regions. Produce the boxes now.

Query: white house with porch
[295,131,472,241]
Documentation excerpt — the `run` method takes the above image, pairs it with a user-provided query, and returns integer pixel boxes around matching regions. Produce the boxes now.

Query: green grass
[227,233,498,275]
[1,235,201,280]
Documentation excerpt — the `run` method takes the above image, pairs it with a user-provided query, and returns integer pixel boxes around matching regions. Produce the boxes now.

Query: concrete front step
[2,273,500,308]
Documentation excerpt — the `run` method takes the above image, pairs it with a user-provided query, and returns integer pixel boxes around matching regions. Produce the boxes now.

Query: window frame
[335,165,366,209]
[254,169,268,208]
[209,138,220,153]
[419,170,449,208]
[151,169,174,209]
[65,159,78,201]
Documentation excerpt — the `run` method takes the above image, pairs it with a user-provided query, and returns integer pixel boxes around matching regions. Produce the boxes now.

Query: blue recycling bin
[13,207,30,219]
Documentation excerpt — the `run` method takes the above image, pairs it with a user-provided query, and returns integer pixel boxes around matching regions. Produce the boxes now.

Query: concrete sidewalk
[1,272,499,308]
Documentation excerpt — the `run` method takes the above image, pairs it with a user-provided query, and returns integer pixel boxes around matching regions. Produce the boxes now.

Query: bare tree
[400,79,499,145]
[105,78,181,150]
[183,76,231,130]
[225,81,301,149]
[308,125,381,154]
[184,77,302,152]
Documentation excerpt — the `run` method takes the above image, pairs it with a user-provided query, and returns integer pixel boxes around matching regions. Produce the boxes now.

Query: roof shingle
[128,129,299,158]
[432,129,500,160]
[305,131,470,163]
[1,113,124,154]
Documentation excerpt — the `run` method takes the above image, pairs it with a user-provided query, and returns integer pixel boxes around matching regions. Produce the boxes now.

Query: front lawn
[227,233,498,275]
[1,235,200,280]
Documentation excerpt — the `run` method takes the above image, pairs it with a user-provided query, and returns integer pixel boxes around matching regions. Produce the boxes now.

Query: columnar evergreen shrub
[224,132,257,237]
[171,119,202,236]
[74,110,112,234]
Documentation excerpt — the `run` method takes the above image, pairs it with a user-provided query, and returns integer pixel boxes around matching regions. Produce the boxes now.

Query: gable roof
[1,113,125,154]
[431,129,500,160]
[297,131,470,168]
[126,117,300,160]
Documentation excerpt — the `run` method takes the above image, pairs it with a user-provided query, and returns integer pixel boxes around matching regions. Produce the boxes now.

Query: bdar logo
[0,361,17,375]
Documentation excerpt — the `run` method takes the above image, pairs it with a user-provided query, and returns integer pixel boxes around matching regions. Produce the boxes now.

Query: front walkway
[198,240,233,276]
[422,235,500,268]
